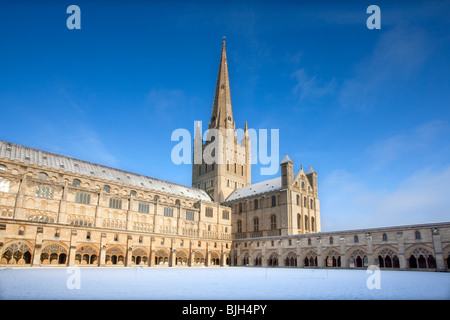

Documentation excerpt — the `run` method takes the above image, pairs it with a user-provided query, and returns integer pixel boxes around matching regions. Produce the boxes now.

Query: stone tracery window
[105,246,125,265]
[40,243,67,265]
[1,241,32,265]
[408,247,436,269]
[75,245,98,265]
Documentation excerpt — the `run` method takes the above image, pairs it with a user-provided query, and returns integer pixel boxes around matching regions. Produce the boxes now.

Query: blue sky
[1,0,449,231]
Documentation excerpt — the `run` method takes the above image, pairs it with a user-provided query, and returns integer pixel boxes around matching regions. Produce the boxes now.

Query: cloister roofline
[0,140,212,202]
[233,221,450,241]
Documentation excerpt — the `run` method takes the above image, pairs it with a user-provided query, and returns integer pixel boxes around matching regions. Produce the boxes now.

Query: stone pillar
[432,228,446,271]
[339,236,347,268]
[366,233,374,266]
[316,237,323,268]
[32,244,42,267]
[248,241,254,266]
[261,241,267,267]
[296,240,302,267]
[126,235,133,267]
[100,245,107,266]
[99,233,107,266]
[149,249,155,267]
[277,240,284,267]
[205,242,210,267]
[396,231,407,270]
[170,248,176,267]
[68,245,77,266]
[188,241,194,267]
[149,237,155,267]
[221,244,225,267]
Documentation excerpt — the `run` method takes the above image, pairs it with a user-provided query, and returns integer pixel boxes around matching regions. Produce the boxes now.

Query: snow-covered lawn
[0,267,449,300]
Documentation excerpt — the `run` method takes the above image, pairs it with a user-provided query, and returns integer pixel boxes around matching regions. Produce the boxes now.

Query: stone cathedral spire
[209,40,234,130]
[192,41,251,202]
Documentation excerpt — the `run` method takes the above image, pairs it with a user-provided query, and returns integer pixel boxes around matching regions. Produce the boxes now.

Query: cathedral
[0,42,449,271]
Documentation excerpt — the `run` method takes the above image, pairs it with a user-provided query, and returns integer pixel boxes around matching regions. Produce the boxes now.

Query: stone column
[277,239,284,267]
[68,245,77,266]
[339,236,347,268]
[432,228,446,272]
[316,237,323,268]
[396,231,407,270]
[296,239,302,267]
[261,241,267,267]
[248,241,254,266]
[188,240,194,267]
[149,249,155,267]
[32,244,42,267]
[366,233,374,266]
[126,235,133,266]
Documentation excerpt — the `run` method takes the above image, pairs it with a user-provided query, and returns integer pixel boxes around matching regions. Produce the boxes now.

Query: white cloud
[320,165,450,231]
[292,68,336,106]
[339,24,432,112]
[363,120,449,171]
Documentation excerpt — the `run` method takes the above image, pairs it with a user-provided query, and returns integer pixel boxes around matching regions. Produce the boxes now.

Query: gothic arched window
[415,231,421,240]
[253,217,259,232]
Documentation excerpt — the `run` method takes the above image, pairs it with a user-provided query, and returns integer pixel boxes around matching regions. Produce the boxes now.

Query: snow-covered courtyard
[0,267,449,300]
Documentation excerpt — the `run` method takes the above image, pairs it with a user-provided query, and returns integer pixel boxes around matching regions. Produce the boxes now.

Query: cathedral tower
[192,41,251,202]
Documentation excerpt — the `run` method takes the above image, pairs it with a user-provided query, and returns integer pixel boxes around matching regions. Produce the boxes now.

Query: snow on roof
[225,176,282,202]
[280,154,293,164]
[306,166,315,174]
[0,140,212,202]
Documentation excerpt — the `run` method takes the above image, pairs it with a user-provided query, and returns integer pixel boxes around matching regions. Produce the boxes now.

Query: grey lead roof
[0,140,212,202]
[225,171,304,202]
[225,176,281,202]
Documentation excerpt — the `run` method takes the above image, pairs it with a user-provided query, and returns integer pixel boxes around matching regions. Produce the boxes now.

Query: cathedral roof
[0,140,213,202]
[225,176,281,202]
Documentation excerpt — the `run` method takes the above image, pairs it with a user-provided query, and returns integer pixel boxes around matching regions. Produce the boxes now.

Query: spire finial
[222,36,226,46]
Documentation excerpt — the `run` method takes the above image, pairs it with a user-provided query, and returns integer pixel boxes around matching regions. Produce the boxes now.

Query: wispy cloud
[320,165,450,231]
[292,68,336,107]
[363,120,449,171]
[339,24,433,112]
[145,88,201,123]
